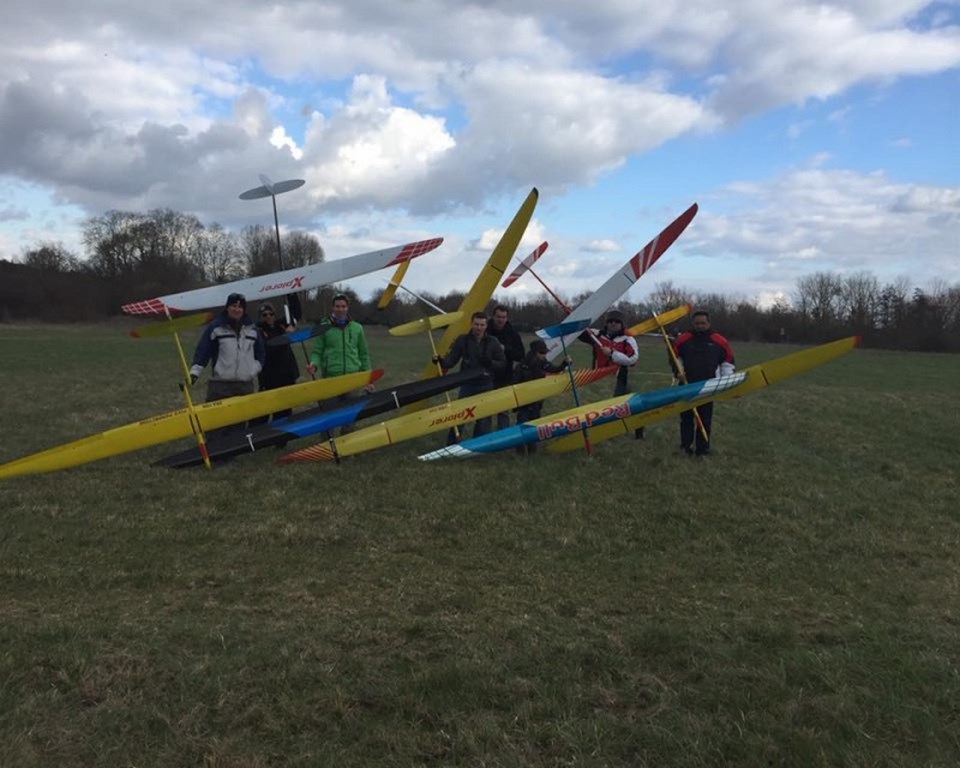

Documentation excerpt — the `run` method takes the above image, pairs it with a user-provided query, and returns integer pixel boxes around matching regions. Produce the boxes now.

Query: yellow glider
[280,365,617,463]
[545,336,860,453]
[0,370,380,479]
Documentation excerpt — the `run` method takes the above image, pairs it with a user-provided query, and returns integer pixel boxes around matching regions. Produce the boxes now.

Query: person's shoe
[680,446,694,456]
[634,428,645,440]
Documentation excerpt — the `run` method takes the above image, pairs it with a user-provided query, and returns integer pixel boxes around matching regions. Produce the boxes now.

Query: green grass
[1,322,958,767]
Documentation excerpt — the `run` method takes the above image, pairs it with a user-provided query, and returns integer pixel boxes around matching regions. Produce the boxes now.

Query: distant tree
[195,224,243,283]
[839,271,881,336]
[646,281,693,312]
[243,226,325,276]
[795,272,843,339]
[84,210,145,278]
[21,242,80,272]
[905,288,945,351]
[282,231,325,268]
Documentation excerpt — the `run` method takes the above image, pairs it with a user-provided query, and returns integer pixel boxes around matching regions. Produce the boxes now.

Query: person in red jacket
[672,310,736,457]
[581,309,643,439]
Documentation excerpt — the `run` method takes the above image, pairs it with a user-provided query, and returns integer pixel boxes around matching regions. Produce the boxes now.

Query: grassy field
[1,322,958,767]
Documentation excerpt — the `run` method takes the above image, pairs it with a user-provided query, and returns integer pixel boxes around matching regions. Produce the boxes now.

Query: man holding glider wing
[433,312,506,443]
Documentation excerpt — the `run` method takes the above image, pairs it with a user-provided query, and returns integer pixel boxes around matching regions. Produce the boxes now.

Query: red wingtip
[853,335,862,348]
[370,368,386,383]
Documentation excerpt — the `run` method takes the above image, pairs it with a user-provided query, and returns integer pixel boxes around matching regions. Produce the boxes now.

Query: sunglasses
[261,311,275,317]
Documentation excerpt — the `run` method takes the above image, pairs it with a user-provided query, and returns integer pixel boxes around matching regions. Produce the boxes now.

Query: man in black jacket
[487,305,525,430]
[672,310,736,457]
[435,312,506,443]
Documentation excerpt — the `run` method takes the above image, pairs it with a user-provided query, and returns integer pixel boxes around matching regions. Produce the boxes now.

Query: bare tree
[282,231,325,268]
[839,271,881,331]
[195,224,243,283]
[21,242,80,272]
[794,272,843,326]
[646,281,693,312]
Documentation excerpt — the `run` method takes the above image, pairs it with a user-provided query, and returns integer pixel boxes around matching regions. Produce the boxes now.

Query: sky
[0,0,958,310]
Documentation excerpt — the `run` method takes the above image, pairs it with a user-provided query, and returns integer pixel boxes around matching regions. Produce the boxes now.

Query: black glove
[189,373,199,385]
[432,355,442,365]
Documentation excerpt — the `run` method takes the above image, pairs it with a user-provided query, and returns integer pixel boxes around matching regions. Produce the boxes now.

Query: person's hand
[189,373,199,385]
[431,355,441,365]
[306,363,317,376]
[364,383,376,394]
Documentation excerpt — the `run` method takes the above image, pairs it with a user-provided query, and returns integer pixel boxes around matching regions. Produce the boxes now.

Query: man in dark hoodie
[190,292,266,403]
[671,310,736,457]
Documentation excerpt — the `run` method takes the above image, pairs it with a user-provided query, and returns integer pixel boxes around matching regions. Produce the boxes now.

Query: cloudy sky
[1,0,957,308]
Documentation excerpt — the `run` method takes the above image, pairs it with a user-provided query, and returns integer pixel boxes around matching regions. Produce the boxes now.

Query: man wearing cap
[190,293,266,402]
[512,339,571,451]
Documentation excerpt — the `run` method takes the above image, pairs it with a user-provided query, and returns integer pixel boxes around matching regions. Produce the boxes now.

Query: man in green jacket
[306,293,375,432]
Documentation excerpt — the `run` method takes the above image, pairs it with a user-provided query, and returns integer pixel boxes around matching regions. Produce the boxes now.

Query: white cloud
[584,239,620,253]
[685,164,960,289]
[269,126,303,160]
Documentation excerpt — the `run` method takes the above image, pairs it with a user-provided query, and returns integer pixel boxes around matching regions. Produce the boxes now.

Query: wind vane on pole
[239,175,306,325]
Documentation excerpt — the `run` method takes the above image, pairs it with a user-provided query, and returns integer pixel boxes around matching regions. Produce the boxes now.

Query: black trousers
[680,401,714,455]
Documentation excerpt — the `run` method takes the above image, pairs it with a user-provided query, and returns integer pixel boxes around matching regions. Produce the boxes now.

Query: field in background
[1,322,958,767]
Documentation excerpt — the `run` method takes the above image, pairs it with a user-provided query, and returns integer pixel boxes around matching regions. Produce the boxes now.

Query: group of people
[188,293,736,457]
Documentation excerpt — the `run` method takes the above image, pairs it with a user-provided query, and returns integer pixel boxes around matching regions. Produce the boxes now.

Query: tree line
[2,208,958,352]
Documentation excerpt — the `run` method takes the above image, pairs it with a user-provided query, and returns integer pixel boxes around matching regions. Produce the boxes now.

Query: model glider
[156,369,485,468]
[418,373,747,460]
[0,370,381,479]
[544,203,698,360]
[389,312,465,337]
[264,323,333,348]
[129,311,214,338]
[120,238,443,316]
[377,260,412,310]
[415,188,538,383]
[545,336,861,453]
[279,366,617,463]
[501,242,549,288]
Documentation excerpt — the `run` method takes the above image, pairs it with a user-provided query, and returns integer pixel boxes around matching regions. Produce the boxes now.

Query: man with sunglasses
[252,302,300,422]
